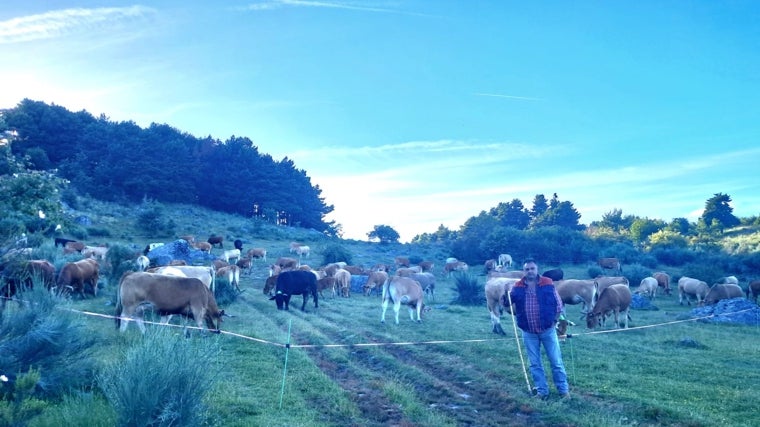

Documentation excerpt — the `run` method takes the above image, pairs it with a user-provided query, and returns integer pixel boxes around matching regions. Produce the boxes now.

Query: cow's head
[586,312,602,329]
[269,291,289,310]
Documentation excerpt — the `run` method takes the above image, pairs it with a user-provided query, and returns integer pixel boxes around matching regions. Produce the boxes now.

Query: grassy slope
[43,201,760,426]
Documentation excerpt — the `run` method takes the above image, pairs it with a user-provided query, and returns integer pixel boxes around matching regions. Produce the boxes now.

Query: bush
[0,286,97,399]
[600,242,639,264]
[680,262,725,285]
[651,248,696,266]
[136,203,175,237]
[450,273,483,306]
[87,227,112,237]
[98,328,220,427]
[213,276,239,307]
[104,244,139,289]
[68,225,89,241]
[587,266,604,279]
[623,264,651,288]
[321,243,353,266]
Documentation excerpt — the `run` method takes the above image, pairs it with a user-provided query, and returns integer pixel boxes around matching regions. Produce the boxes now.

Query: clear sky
[1,1,759,242]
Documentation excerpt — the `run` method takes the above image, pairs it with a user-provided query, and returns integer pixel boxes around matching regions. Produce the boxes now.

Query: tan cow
[594,276,629,304]
[637,277,658,300]
[150,265,216,292]
[678,277,710,306]
[586,284,632,329]
[555,279,597,317]
[316,276,337,298]
[217,265,241,292]
[653,272,671,295]
[381,276,425,324]
[498,253,513,269]
[115,272,224,334]
[394,256,411,268]
[246,248,267,262]
[334,268,351,297]
[701,283,743,305]
[444,261,468,277]
[485,277,519,335]
[418,261,434,273]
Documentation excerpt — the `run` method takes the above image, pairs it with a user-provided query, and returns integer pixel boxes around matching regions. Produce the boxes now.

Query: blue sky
[1,1,759,242]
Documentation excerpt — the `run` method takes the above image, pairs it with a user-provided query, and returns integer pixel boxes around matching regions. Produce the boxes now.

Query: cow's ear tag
[276,291,282,295]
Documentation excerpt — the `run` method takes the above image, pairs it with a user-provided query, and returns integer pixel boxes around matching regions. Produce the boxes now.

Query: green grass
[9,200,760,426]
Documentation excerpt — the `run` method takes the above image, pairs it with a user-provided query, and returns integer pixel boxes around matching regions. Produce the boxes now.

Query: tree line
[1,99,336,234]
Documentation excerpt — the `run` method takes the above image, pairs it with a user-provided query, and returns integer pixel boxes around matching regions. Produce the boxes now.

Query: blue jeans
[522,327,569,396]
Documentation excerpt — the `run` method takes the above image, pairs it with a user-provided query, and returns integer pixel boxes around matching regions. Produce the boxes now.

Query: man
[508,258,570,400]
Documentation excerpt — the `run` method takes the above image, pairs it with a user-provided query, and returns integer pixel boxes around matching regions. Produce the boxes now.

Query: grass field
[8,200,759,427]
[60,254,759,427]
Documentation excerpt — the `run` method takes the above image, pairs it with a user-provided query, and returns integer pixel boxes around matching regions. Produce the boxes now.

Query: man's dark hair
[523,258,537,265]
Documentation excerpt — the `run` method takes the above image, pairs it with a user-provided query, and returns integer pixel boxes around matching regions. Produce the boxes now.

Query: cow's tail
[114,271,132,329]
[210,267,216,293]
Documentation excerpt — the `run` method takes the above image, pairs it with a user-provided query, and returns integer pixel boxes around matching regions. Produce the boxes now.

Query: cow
[586,284,632,329]
[334,268,351,297]
[135,255,150,272]
[593,276,630,304]
[488,270,524,279]
[637,277,658,300]
[418,261,434,273]
[263,274,278,296]
[498,253,513,269]
[541,268,564,281]
[217,265,241,292]
[57,258,100,298]
[396,267,420,277]
[484,259,498,274]
[554,279,597,318]
[247,248,267,262]
[411,272,436,301]
[150,266,216,292]
[316,276,337,298]
[363,271,389,297]
[234,239,244,251]
[653,272,671,295]
[289,242,302,253]
[194,242,212,252]
[294,245,310,258]
[444,261,468,277]
[275,257,299,271]
[178,235,195,244]
[222,249,241,264]
[269,270,318,311]
[747,280,760,304]
[83,245,108,260]
[115,272,224,334]
[394,256,410,268]
[207,235,224,248]
[678,277,710,306]
[0,259,56,310]
[54,237,77,248]
[381,276,425,324]
[25,259,56,289]
[236,257,253,275]
[598,257,622,273]
[485,277,519,335]
[716,276,739,285]
[64,241,85,254]
[701,283,743,306]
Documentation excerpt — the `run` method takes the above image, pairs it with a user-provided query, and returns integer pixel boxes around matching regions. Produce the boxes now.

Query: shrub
[0,286,97,399]
[98,328,220,427]
[213,276,239,307]
[623,264,651,288]
[104,244,139,289]
[680,262,725,285]
[587,266,604,278]
[87,227,112,237]
[651,248,696,266]
[408,255,423,265]
[450,273,483,306]
[600,242,639,264]
[321,243,353,266]
[68,225,88,241]
[136,203,175,237]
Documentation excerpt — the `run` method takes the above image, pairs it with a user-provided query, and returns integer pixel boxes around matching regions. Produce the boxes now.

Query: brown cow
[598,257,622,273]
[678,277,710,306]
[444,261,468,277]
[394,256,411,268]
[701,283,743,305]
[236,257,253,275]
[586,284,632,329]
[207,235,224,248]
[263,274,278,296]
[57,258,100,298]
[63,241,85,254]
[115,272,224,334]
[316,276,337,298]
[194,242,212,252]
[274,257,299,271]
[747,280,760,304]
[593,276,629,304]
[246,248,267,262]
[363,271,389,297]
[418,261,434,273]
[653,272,671,295]
[217,265,241,292]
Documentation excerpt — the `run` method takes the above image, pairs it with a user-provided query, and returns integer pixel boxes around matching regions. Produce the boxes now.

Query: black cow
[269,270,318,311]
[234,239,244,251]
[542,268,564,281]
[54,237,77,248]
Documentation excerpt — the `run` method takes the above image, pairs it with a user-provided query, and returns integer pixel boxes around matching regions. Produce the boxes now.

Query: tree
[367,225,400,244]
[701,193,740,231]
[489,199,530,230]
[530,194,548,219]
[629,217,665,244]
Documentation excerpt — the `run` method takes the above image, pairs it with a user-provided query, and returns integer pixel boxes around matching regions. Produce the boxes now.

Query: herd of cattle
[2,239,759,336]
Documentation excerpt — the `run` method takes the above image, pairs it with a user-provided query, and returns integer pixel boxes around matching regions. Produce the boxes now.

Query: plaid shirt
[524,284,563,334]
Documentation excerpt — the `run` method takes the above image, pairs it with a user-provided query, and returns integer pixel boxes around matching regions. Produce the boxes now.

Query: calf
[747,280,760,304]
[222,249,241,264]
[653,272,671,295]
[217,265,241,292]
[269,270,318,311]
[316,276,337,298]
[394,256,410,268]
[381,276,425,325]
[363,271,389,297]
[587,284,632,329]
[207,235,224,248]
[485,277,519,335]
